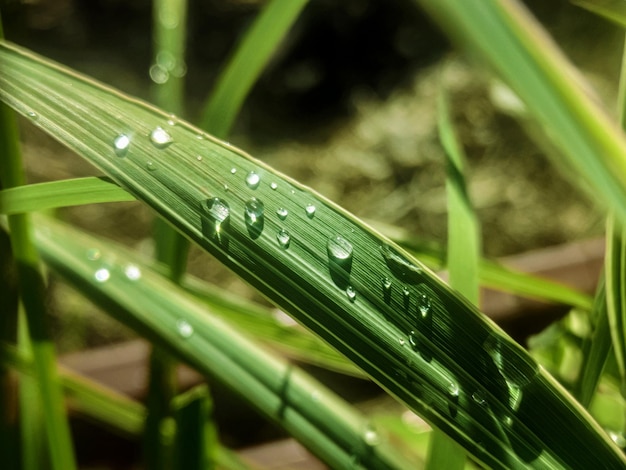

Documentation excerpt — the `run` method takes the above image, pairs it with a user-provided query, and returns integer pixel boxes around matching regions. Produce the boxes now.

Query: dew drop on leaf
[86,248,101,261]
[230,168,237,175]
[94,268,110,283]
[245,171,260,189]
[27,110,38,120]
[149,126,173,148]
[346,286,356,302]
[113,134,131,157]
[124,264,142,281]
[363,426,380,446]
[382,277,392,304]
[200,197,230,245]
[270,182,278,190]
[327,235,353,288]
[276,229,291,249]
[305,204,316,218]
[418,294,431,316]
[276,207,288,220]
[176,319,194,339]
[146,161,157,171]
[245,197,265,239]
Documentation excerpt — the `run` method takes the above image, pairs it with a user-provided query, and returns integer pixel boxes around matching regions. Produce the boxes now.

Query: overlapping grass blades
[0,41,623,468]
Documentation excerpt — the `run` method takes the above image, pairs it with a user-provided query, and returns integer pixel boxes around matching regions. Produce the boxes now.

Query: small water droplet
[113,134,131,157]
[363,426,380,446]
[276,207,288,220]
[327,236,353,288]
[196,155,203,161]
[195,134,204,140]
[124,265,142,281]
[346,286,356,302]
[418,294,431,316]
[146,161,157,171]
[609,431,626,448]
[245,197,265,239]
[382,277,392,304]
[448,382,460,418]
[230,168,237,175]
[305,204,316,218]
[402,287,410,310]
[27,111,38,120]
[149,126,173,148]
[399,338,405,346]
[223,184,229,191]
[94,268,110,283]
[166,114,177,126]
[245,171,260,189]
[381,244,423,284]
[270,182,278,190]
[472,390,487,407]
[276,229,291,249]
[200,197,230,246]
[448,382,459,397]
[408,331,418,351]
[86,248,101,261]
[176,319,194,339]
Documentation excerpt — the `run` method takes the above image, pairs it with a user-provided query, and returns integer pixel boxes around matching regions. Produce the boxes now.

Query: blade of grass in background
[0,17,77,469]
[1,42,625,469]
[198,0,309,137]
[34,215,413,470]
[571,0,626,28]
[412,0,626,228]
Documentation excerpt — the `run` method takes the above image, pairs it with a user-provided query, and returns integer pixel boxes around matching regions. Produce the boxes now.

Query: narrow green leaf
[571,0,626,28]
[1,41,624,468]
[198,0,309,137]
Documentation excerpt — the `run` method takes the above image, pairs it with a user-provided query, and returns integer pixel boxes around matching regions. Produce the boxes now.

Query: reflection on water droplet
[245,197,265,239]
[149,126,173,148]
[146,161,157,171]
[305,204,316,218]
[200,197,230,246]
[176,319,194,339]
[27,111,38,120]
[382,277,392,304]
[402,287,410,311]
[94,268,110,283]
[230,168,237,174]
[270,182,278,190]
[472,390,487,406]
[381,244,423,284]
[448,382,459,397]
[196,155,203,161]
[609,430,626,448]
[86,248,101,261]
[346,286,356,302]
[418,294,431,316]
[276,208,288,220]
[245,171,260,189]
[124,265,141,281]
[363,426,380,446]
[113,134,131,157]
[327,236,353,288]
[277,229,291,249]
[223,184,229,191]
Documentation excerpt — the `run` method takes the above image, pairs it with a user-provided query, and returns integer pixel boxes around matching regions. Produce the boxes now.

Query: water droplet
[408,331,418,351]
[146,161,157,171]
[124,265,142,281]
[113,134,131,157]
[245,171,260,189]
[418,294,431,316]
[166,114,177,126]
[27,110,38,120]
[176,319,194,339]
[149,126,173,148]
[382,277,392,304]
[472,390,487,407]
[195,134,204,140]
[86,248,101,261]
[305,204,316,218]
[196,155,203,161]
[609,431,626,448]
[230,168,237,175]
[149,64,169,84]
[402,287,410,310]
[327,236,353,288]
[399,338,405,346]
[270,182,278,190]
[346,286,356,302]
[200,197,230,246]
[363,426,380,446]
[448,382,459,397]
[276,207,288,220]
[94,268,110,283]
[381,244,423,284]
[223,184,229,191]
[245,197,265,239]
[448,382,460,418]
[276,229,291,249]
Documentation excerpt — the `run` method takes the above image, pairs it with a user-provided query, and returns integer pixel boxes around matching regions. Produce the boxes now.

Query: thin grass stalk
[0,15,76,469]
[198,0,309,137]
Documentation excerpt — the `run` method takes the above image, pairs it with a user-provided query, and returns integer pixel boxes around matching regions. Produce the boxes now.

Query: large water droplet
[113,134,131,157]
[382,277,392,304]
[149,126,173,148]
[94,268,110,283]
[124,264,142,281]
[176,319,194,339]
[346,286,356,302]
[230,168,237,175]
[276,207,288,220]
[381,244,423,284]
[245,171,260,189]
[327,235,353,288]
[200,197,230,246]
[277,229,291,249]
[244,197,265,239]
[305,204,316,218]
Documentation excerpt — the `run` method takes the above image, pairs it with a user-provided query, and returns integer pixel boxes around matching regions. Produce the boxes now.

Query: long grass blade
[571,0,626,27]
[0,41,624,468]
